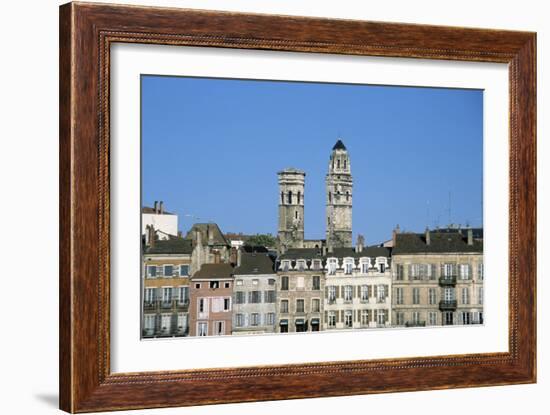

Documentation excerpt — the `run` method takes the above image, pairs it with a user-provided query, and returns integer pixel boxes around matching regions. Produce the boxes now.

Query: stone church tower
[277,168,305,250]
[326,139,353,248]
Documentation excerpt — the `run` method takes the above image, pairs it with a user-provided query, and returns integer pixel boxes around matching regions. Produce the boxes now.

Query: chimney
[148,225,156,247]
[237,248,242,267]
[467,228,473,246]
[207,224,214,245]
[425,227,431,245]
[153,201,158,213]
[392,224,401,247]
[195,229,202,247]
[159,201,164,214]
[356,234,364,253]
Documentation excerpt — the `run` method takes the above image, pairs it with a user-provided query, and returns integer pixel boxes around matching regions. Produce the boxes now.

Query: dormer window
[376,257,388,273]
[281,260,291,272]
[312,259,322,270]
[344,259,354,275]
[327,258,338,275]
[297,260,306,271]
[361,259,370,274]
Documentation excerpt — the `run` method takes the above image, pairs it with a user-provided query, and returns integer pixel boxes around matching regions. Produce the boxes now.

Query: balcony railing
[439,275,457,286]
[405,321,426,327]
[439,300,458,311]
[143,299,189,311]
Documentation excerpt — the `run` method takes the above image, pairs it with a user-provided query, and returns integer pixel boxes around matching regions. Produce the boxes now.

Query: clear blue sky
[142,75,483,245]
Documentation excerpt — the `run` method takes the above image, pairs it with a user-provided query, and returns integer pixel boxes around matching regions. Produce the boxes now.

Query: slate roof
[234,253,275,275]
[330,246,391,259]
[192,263,234,279]
[332,139,347,151]
[277,245,391,268]
[279,248,323,260]
[392,231,483,255]
[185,223,229,247]
[145,238,193,255]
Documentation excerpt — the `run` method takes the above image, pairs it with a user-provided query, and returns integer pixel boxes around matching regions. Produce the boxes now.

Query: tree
[245,234,277,248]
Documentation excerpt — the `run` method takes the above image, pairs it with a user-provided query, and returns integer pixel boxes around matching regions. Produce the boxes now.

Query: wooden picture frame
[59,2,536,412]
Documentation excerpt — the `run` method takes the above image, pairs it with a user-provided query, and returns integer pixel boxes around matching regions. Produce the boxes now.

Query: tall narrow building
[277,168,305,250]
[326,139,353,248]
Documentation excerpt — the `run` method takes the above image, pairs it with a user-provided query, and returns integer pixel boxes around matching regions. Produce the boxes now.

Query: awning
[295,318,305,325]
[311,318,320,325]
[279,319,288,326]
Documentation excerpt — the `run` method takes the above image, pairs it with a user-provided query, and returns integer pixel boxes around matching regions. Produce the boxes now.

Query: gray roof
[393,231,483,255]
[192,263,234,279]
[279,248,323,260]
[330,246,391,259]
[145,238,193,255]
[234,253,275,275]
[332,139,347,150]
[185,223,229,247]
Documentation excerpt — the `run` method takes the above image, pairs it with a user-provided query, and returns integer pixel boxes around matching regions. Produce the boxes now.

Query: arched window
[346,191,350,201]
[344,159,347,169]
[288,191,292,204]
[328,192,332,203]
[295,211,298,219]
[337,159,341,169]
[297,191,301,204]
[281,191,284,204]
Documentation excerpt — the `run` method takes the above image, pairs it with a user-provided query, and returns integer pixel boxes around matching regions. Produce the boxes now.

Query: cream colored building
[391,227,483,327]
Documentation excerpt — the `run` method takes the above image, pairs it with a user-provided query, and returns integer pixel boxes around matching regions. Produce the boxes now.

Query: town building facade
[232,252,277,334]
[391,227,484,327]
[142,201,178,244]
[142,234,193,338]
[276,248,325,333]
[323,238,392,330]
[189,263,235,336]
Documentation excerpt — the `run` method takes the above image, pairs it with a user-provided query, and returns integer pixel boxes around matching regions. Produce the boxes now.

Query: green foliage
[245,234,277,248]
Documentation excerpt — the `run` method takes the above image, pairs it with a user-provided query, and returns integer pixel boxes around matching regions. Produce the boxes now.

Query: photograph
[140,75,484,338]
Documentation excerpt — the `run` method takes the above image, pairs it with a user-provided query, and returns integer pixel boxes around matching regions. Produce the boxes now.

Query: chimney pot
[159,201,164,214]
[153,201,158,213]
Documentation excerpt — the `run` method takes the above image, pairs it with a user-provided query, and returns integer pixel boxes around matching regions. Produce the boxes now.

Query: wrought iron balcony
[439,300,458,311]
[439,275,457,286]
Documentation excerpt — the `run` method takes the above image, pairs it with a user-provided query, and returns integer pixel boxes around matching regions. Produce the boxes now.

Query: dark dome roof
[332,139,346,150]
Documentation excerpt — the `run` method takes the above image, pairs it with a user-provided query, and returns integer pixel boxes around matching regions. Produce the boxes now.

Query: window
[280,322,288,333]
[444,287,455,302]
[312,298,320,312]
[235,291,245,304]
[459,264,471,280]
[361,310,370,326]
[224,282,230,289]
[209,281,219,289]
[265,290,276,303]
[161,314,172,332]
[296,299,305,313]
[412,288,420,305]
[395,312,404,326]
[478,287,484,305]
[297,191,301,204]
[249,291,261,303]
[198,322,208,336]
[360,285,369,302]
[377,309,387,325]
[478,262,484,280]
[461,311,471,325]
[328,286,336,303]
[281,276,289,290]
[344,159,347,169]
[296,276,305,288]
[361,261,369,274]
[147,265,157,278]
[379,263,386,273]
[198,298,206,313]
[195,283,201,289]
[396,264,404,280]
[223,298,231,311]
[346,191,350,202]
[328,312,336,328]
[443,311,454,325]
[344,310,353,328]
[312,260,322,270]
[252,279,259,285]
[265,313,275,325]
[378,285,387,302]
[428,288,436,305]
[162,287,172,303]
[412,311,421,324]
[281,261,290,272]
[287,191,292,204]
[235,313,245,327]
[428,312,437,326]
[179,264,189,276]
[144,288,155,303]
[443,263,456,277]
[410,264,421,280]
[296,321,307,332]
[251,313,260,326]
[344,260,353,274]
[177,286,188,303]
[461,288,470,305]
[280,300,289,313]
[312,276,321,290]
[144,314,155,330]
[163,265,173,277]
[337,159,340,168]
[327,258,338,275]
[281,191,284,204]
[236,279,243,286]
[268,278,276,286]
[395,288,403,305]
[344,285,353,302]
[215,321,224,335]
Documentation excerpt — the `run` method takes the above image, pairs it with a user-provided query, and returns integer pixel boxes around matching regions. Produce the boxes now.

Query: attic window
[252,267,259,273]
